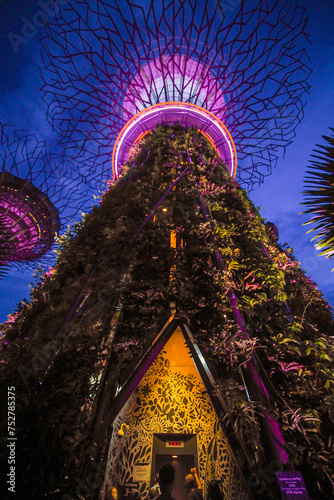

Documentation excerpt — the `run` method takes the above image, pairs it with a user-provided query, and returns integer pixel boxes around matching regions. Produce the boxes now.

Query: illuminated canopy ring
[112,102,237,178]
[41,0,311,189]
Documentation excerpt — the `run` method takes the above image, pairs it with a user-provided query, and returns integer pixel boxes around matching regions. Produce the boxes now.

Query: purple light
[0,123,98,269]
[122,55,226,118]
[0,172,60,264]
[265,412,289,464]
[42,0,311,189]
[112,102,237,177]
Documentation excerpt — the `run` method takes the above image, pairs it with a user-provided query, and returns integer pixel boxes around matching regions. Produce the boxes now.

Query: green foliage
[0,125,333,498]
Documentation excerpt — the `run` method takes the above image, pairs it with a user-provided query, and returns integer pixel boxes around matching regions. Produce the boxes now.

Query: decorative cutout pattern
[104,346,247,498]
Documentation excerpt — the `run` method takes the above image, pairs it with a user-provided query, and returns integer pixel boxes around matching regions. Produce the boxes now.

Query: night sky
[0,0,333,323]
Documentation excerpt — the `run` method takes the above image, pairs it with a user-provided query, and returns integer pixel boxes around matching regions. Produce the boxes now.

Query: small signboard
[124,481,140,489]
[133,463,151,482]
[276,471,310,499]
[123,481,141,500]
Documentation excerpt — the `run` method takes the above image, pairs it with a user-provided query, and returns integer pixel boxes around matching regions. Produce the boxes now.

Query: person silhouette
[185,468,203,500]
[106,485,118,500]
[156,464,175,500]
[149,473,160,498]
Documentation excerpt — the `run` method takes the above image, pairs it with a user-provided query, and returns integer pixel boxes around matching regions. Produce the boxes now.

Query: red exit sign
[166,441,184,448]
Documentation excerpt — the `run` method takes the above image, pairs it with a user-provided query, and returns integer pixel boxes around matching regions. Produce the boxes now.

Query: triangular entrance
[100,322,250,499]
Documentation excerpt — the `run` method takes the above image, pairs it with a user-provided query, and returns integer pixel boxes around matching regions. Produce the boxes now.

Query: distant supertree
[302,128,334,265]
[41,0,311,190]
[0,124,96,268]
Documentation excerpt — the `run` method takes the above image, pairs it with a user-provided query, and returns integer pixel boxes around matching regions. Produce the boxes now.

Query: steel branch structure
[0,124,95,267]
[41,0,311,189]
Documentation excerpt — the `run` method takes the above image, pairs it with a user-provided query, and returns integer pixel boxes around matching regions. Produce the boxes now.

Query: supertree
[0,123,96,269]
[41,0,311,189]
[2,2,333,500]
[2,124,333,499]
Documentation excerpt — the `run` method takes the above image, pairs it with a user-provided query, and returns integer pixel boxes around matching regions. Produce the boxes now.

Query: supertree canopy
[0,124,96,267]
[0,171,59,265]
[3,1,332,500]
[41,0,311,189]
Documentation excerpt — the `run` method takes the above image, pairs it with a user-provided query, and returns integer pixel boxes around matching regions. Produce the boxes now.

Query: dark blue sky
[0,0,333,322]
[251,0,334,307]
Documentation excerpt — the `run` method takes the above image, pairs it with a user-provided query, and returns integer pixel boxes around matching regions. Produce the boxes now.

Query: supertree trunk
[1,126,333,499]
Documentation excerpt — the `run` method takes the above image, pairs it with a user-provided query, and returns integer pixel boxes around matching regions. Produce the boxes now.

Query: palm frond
[0,264,12,280]
[301,128,334,263]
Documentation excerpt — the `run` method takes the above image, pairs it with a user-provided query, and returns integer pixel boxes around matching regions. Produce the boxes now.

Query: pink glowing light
[122,55,227,118]
[112,102,237,178]
[0,172,59,264]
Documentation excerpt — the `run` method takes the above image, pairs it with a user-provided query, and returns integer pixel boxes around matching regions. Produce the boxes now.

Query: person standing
[156,464,175,500]
[106,485,118,500]
[149,473,161,499]
[185,467,203,500]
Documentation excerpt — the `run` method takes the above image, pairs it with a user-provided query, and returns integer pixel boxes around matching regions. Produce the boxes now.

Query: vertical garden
[1,126,333,499]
